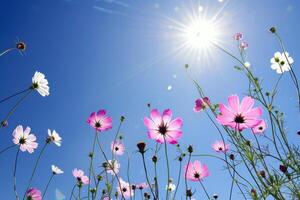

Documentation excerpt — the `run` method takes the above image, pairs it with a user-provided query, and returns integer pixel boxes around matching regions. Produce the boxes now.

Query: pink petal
[240,96,254,113]
[150,109,162,125]
[162,109,173,124]
[228,95,240,113]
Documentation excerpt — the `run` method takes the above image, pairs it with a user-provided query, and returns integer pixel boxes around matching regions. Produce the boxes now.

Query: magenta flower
[194,97,210,112]
[72,168,89,185]
[111,140,125,156]
[240,41,248,50]
[216,95,263,131]
[184,160,210,182]
[12,125,38,153]
[136,182,148,190]
[117,178,134,199]
[252,120,267,134]
[26,188,42,200]
[212,140,230,153]
[144,109,183,144]
[234,32,243,40]
[87,109,112,132]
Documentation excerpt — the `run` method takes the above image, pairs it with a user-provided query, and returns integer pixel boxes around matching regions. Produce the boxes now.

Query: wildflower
[26,188,42,200]
[73,168,89,185]
[269,27,276,33]
[51,165,64,175]
[240,41,248,50]
[229,154,235,160]
[193,97,210,112]
[279,165,288,173]
[270,51,294,74]
[87,109,112,132]
[184,160,210,181]
[144,109,183,144]
[233,33,243,40]
[244,61,251,68]
[31,71,50,97]
[103,160,120,175]
[137,141,146,154]
[166,183,176,192]
[12,125,38,153]
[111,140,125,156]
[252,120,267,134]
[211,141,230,153]
[117,178,134,199]
[216,95,263,131]
[136,183,148,190]
[47,129,62,146]
[213,194,219,199]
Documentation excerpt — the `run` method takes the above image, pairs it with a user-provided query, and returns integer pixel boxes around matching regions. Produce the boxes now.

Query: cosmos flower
[270,51,294,74]
[212,140,230,153]
[184,160,210,182]
[47,129,62,146]
[111,140,125,156]
[252,120,267,134]
[136,182,148,190]
[31,71,50,97]
[12,125,38,153]
[244,61,251,68]
[104,160,120,175]
[193,97,210,112]
[26,188,42,200]
[87,109,112,132]
[117,178,134,199]
[51,165,64,175]
[240,41,248,50]
[72,168,89,185]
[166,182,176,192]
[216,95,263,131]
[233,32,243,40]
[144,109,183,144]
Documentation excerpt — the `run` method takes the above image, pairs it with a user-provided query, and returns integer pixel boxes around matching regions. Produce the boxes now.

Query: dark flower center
[95,121,101,128]
[194,172,200,179]
[19,137,26,144]
[234,114,245,124]
[115,147,119,151]
[122,187,127,192]
[258,126,263,130]
[280,61,285,65]
[218,147,223,151]
[275,57,280,62]
[32,82,39,89]
[158,124,167,135]
[26,196,33,200]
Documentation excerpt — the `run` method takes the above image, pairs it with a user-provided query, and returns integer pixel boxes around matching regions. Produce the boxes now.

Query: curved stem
[198,179,210,200]
[13,149,20,200]
[69,184,77,200]
[141,153,156,199]
[88,132,97,200]
[42,174,54,198]
[0,47,15,57]
[172,160,182,200]
[0,144,15,155]
[163,138,170,200]
[184,153,191,200]
[0,88,30,104]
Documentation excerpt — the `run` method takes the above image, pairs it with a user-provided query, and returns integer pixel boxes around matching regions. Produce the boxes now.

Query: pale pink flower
[144,109,183,144]
[136,182,148,190]
[184,160,210,181]
[193,97,210,112]
[12,125,38,153]
[252,120,267,134]
[212,140,230,153]
[117,178,134,199]
[104,160,120,175]
[234,32,243,40]
[216,95,263,131]
[240,41,248,50]
[26,188,42,200]
[111,140,125,156]
[72,168,89,185]
[87,109,112,132]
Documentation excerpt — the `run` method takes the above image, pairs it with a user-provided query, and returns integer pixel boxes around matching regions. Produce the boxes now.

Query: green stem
[88,132,97,200]
[69,184,77,200]
[172,160,182,200]
[163,137,170,200]
[0,88,30,104]
[198,179,210,200]
[141,153,156,199]
[42,174,54,198]
[184,153,191,200]
[0,47,15,57]
[0,144,15,155]
[13,149,20,200]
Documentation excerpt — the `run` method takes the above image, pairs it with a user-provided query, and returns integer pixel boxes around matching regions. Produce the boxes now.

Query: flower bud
[186,189,193,197]
[16,42,26,50]
[229,154,235,160]
[187,145,193,153]
[213,194,219,199]
[137,141,146,154]
[269,27,276,33]
[152,155,158,163]
[1,120,8,127]
[259,170,266,178]
[120,116,125,122]
[279,164,287,173]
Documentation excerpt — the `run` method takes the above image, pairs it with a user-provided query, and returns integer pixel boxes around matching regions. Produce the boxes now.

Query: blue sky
[0,0,299,199]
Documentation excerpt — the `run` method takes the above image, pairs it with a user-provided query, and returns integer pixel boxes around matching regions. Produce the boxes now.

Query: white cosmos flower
[32,71,50,97]
[166,183,176,192]
[51,165,64,175]
[270,51,294,74]
[48,129,62,146]
[244,61,251,68]
[105,160,120,175]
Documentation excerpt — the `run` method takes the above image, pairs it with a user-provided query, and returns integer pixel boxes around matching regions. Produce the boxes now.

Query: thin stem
[0,47,15,57]
[198,179,210,200]
[141,153,156,199]
[184,153,191,200]
[111,119,123,159]
[42,174,54,198]
[0,144,15,155]
[23,142,48,200]
[163,138,170,200]
[69,184,77,200]
[0,88,30,104]
[229,159,235,200]
[127,153,133,200]
[88,132,97,200]
[13,148,20,200]
[172,160,182,200]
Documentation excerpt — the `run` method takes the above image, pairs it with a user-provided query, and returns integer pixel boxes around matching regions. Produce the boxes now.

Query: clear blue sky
[0,0,299,199]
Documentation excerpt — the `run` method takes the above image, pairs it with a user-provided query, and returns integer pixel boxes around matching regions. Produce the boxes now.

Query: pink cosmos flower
[12,125,38,153]
[144,109,183,144]
[26,188,42,200]
[252,120,267,134]
[117,178,134,199]
[240,41,248,50]
[136,182,148,190]
[212,140,230,153]
[111,140,125,156]
[87,109,112,132]
[234,32,243,40]
[184,160,210,182]
[193,97,210,112]
[73,168,89,185]
[216,95,263,131]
